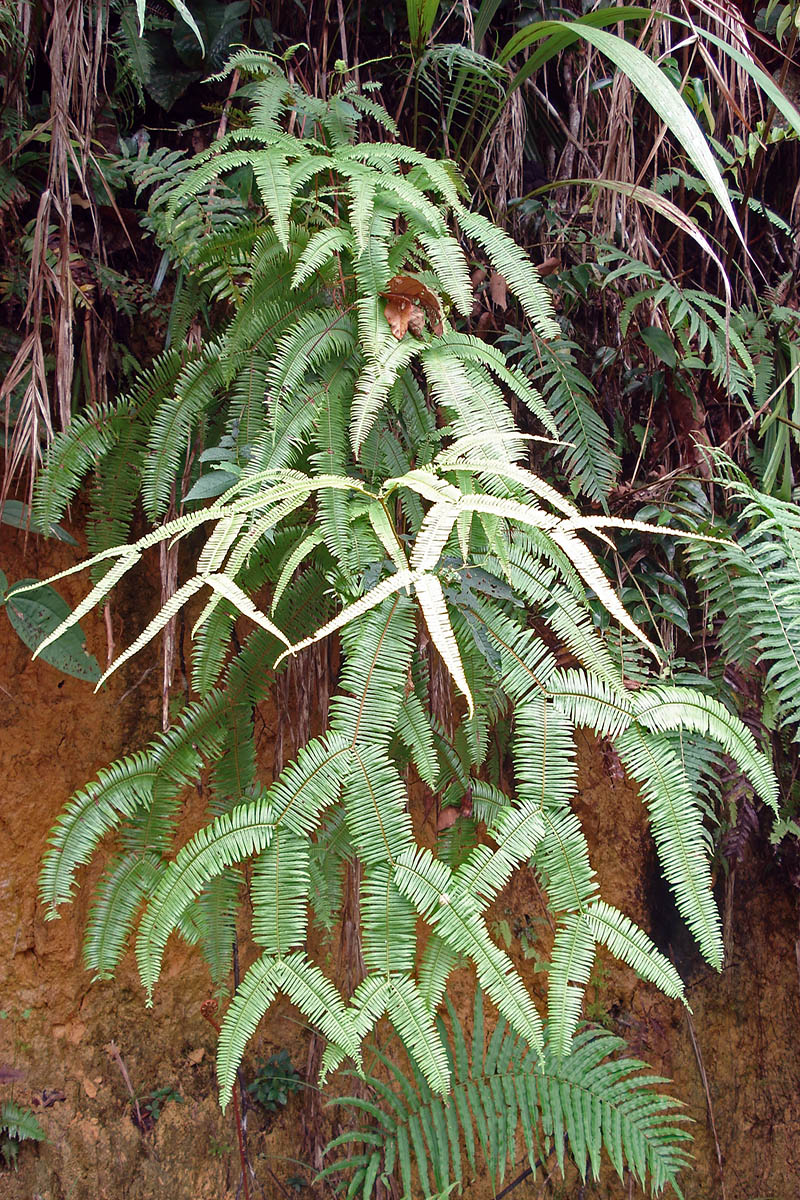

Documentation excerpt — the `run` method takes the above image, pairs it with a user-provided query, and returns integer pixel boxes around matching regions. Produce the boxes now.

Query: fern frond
[135,795,276,999]
[324,989,691,1199]
[83,851,161,980]
[251,826,310,955]
[330,595,416,746]
[218,949,362,1111]
[40,751,158,912]
[632,686,777,810]
[454,206,560,340]
[616,726,723,968]
[504,331,619,508]
[142,346,225,519]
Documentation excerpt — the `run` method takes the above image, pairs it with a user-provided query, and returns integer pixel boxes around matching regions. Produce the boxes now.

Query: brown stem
[104,1040,143,1131]
[202,1001,251,1200]
[684,1003,727,1200]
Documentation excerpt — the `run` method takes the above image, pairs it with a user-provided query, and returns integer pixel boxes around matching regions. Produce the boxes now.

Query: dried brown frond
[1,0,105,501]
[480,69,525,213]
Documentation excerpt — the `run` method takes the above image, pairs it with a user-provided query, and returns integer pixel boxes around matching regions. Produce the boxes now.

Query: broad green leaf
[4,580,101,682]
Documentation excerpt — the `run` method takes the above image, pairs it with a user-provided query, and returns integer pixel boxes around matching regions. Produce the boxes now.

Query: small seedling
[247,1050,302,1113]
[130,1086,183,1131]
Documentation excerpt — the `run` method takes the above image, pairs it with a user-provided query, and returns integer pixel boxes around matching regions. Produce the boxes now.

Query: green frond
[454,206,560,340]
[191,600,237,695]
[354,202,394,294]
[83,851,161,980]
[87,421,146,574]
[197,869,241,986]
[216,951,282,1111]
[135,795,277,999]
[39,751,157,912]
[345,745,414,865]
[331,595,416,747]
[308,809,350,933]
[352,326,420,454]
[417,233,474,317]
[396,692,439,788]
[394,846,545,1056]
[362,862,417,976]
[513,695,578,813]
[291,226,352,289]
[615,726,723,969]
[549,668,633,739]
[685,473,800,739]
[142,346,225,519]
[324,988,691,1199]
[454,800,545,906]
[418,935,459,1012]
[266,310,355,415]
[438,332,559,437]
[32,403,131,532]
[504,331,619,508]
[251,150,295,249]
[422,349,527,464]
[33,347,185,530]
[632,686,777,810]
[547,914,596,1059]
[385,977,451,1096]
[1,1101,46,1147]
[415,573,475,715]
[584,900,685,1000]
[251,826,310,955]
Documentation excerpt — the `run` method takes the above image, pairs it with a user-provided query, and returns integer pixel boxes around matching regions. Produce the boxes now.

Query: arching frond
[323,989,691,1199]
[616,726,723,968]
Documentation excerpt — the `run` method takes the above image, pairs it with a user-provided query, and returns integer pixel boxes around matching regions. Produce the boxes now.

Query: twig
[216,68,241,143]
[684,1006,727,1200]
[720,358,800,451]
[119,665,156,703]
[495,1162,538,1198]
[104,1040,142,1131]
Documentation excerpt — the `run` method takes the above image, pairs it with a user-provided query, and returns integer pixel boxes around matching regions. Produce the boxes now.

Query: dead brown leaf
[381,274,443,339]
[488,270,508,309]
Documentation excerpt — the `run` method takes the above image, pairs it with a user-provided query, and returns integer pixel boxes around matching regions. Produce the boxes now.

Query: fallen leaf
[384,294,414,340]
[186,1047,205,1066]
[537,256,561,277]
[488,271,508,309]
[82,1077,98,1098]
[381,274,443,339]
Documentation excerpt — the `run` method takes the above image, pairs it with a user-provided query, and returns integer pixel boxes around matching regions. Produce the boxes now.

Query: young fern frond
[322,989,691,1199]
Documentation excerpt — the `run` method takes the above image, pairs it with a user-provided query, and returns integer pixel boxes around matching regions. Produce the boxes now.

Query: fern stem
[203,1001,251,1200]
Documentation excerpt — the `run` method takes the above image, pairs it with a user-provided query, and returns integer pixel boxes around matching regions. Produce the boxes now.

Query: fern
[682,460,800,740]
[503,329,620,508]
[29,60,776,1140]
[321,989,691,1199]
